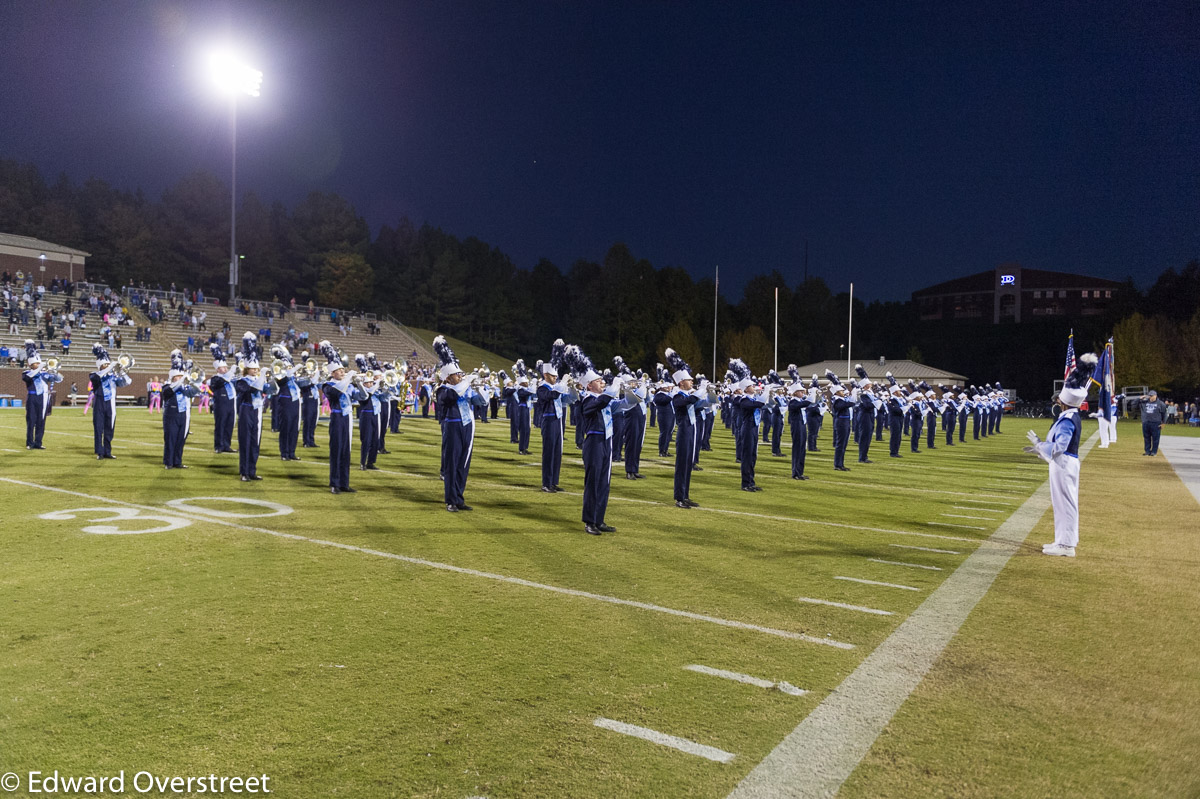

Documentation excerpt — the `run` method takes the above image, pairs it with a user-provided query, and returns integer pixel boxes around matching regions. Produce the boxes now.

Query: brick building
[0,232,90,284]
[913,263,1123,324]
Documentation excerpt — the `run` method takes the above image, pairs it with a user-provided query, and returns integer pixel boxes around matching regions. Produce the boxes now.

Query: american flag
[1064,329,1076,380]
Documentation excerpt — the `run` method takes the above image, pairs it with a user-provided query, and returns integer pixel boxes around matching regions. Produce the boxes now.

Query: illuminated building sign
[999,274,1015,285]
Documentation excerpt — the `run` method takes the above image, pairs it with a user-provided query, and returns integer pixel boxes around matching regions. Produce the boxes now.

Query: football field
[1,409,1197,798]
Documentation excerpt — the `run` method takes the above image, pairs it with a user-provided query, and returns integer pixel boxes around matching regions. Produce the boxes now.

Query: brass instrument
[116,353,136,372]
[44,357,60,372]
[382,369,400,387]
[270,358,288,379]
[188,367,206,384]
[301,360,320,379]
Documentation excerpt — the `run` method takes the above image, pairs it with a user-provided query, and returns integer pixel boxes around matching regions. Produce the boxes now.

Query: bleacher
[131,295,436,373]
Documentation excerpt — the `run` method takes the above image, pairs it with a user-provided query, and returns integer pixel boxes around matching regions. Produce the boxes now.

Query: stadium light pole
[207,51,262,307]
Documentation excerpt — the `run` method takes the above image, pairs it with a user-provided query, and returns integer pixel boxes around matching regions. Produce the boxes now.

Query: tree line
[1,159,1197,400]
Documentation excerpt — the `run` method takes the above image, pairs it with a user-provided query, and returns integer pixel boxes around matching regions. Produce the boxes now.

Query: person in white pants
[1024,352,1097,557]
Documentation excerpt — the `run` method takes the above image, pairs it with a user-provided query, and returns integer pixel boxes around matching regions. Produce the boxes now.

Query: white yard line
[927,521,986,530]
[888,544,961,555]
[683,665,808,696]
[952,497,1018,506]
[941,513,996,520]
[951,506,1001,513]
[833,576,920,592]
[867,558,943,572]
[726,431,1100,799]
[0,477,852,649]
[593,718,736,764]
[795,597,893,616]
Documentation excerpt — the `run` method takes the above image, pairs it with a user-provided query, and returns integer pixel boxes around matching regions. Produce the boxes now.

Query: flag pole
[712,265,719,379]
[847,282,854,376]
[773,286,779,371]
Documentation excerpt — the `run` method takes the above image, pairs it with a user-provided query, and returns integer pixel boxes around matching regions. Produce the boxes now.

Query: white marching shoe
[1043,543,1076,557]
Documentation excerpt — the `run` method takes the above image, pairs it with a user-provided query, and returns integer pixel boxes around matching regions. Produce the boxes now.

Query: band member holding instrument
[210,343,237,453]
[22,340,60,450]
[786,365,812,480]
[271,343,304,461]
[235,332,270,481]
[162,350,200,469]
[537,340,571,493]
[89,343,131,460]
[564,343,624,535]
[321,341,365,494]
[665,348,705,509]
[434,335,491,512]
[300,352,320,448]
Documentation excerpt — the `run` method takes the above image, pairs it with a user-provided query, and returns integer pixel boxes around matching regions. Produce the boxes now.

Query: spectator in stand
[115,330,123,350]
[187,335,195,353]
[290,297,297,312]
[198,310,207,331]
[61,335,70,355]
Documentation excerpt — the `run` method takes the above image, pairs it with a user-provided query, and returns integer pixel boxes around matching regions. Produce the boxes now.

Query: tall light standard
[208,51,262,306]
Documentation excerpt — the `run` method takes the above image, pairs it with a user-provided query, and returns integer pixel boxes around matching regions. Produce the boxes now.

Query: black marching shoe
[342,487,356,493]
[633,474,644,480]
[241,475,250,481]
[597,524,616,533]
[684,499,699,507]
[541,486,556,493]
[741,486,756,492]
[553,485,564,492]
[331,487,340,494]
[457,504,473,511]
[105,455,117,459]
[676,500,691,509]
[584,524,602,535]
[446,504,459,512]
[379,448,391,454]
[692,465,703,471]
[859,459,873,464]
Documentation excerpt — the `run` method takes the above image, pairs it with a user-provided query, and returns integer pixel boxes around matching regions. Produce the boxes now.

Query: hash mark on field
[795,597,894,616]
[951,506,1002,513]
[683,664,808,696]
[889,544,961,555]
[0,477,854,649]
[834,576,921,592]
[927,521,987,530]
[593,718,736,763]
[941,513,996,520]
[868,558,943,571]
[954,498,1017,506]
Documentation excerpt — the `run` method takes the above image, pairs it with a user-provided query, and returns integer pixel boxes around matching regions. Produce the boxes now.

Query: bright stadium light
[205,48,262,304]
[207,50,263,97]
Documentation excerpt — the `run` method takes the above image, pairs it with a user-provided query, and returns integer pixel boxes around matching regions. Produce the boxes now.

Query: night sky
[2,0,1197,300]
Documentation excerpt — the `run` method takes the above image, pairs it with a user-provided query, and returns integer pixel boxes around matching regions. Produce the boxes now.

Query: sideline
[1160,435,1200,508]
[725,431,1099,799]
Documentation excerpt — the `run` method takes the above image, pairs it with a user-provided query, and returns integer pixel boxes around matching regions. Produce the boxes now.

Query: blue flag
[1092,338,1116,420]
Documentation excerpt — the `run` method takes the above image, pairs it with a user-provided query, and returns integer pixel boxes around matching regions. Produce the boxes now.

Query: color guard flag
[1091,337,1116,420]
[1064,329,1076,381]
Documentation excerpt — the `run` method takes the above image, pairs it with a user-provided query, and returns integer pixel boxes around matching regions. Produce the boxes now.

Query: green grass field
[1,410,1196,798]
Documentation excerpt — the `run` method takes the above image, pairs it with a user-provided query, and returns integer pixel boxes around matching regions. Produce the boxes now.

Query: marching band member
[516,364,535,455]
[210,344,237,453]
[320,341,364,494]
[827,370,854,472]
[665,349,705,508]
[853,365,876,464]
[234,333,269,481]
[767,370,786,457]
[89,343,131,459]
[806,380,825,452]
[22,341,60,449]
[941,386,958,445]
[992,383,1005,434]
[653,363,675,457]
[906,381,924,452]
[1024,353,1097,557]
[536,342,571,492]
[161,350,199,469]
[565,343,624,535]
[357,363,382,471]
[608,369,626,464]
[617,362,648,479]
[958,387,971,443]
[786,365,811,480]
[272,344,303,461]
[434,335,490,512]
[730,359,765,491]
[375,359,394,455]
[503,369,520,444]
[924,385,939,449]
[387,362,403,437]
[970,386,983,440]
[886,373,906,458]
[300,352,320,448]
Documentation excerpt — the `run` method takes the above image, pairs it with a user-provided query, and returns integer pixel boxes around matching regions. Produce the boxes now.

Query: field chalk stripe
[594,718,737,764]
[833,576,920,592]
[1159,437,1200,509]
[684,665,808,696]
[927,521,987,530]
[951,506,1002,513]
[0,477,851,650]
[941,513,996,520]
[726,431,1100,799]
[868,558,943,572]
[796,597,893,616]
[888,544,961,555]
